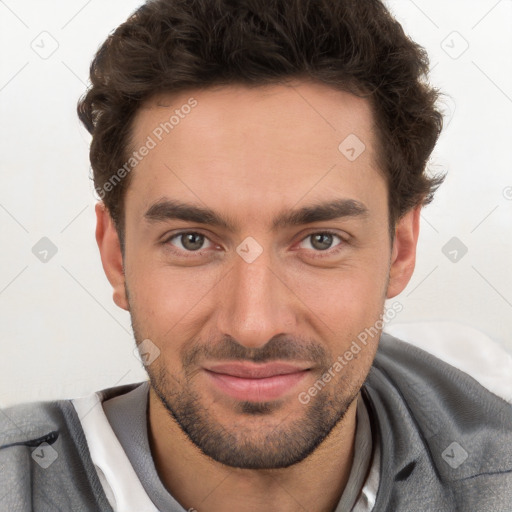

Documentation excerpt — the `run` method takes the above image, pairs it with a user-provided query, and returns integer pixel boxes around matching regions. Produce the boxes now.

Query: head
[80,0,445,469]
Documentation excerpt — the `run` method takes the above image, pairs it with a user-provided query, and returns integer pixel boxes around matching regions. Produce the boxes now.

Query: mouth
[203,362,311,402]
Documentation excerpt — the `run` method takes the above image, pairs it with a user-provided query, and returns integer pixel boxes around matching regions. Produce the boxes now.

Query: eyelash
[161,230,349,259]
[298,230,348,259]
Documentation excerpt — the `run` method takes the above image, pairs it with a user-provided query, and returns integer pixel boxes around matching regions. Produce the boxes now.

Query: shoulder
[0,398,78,509]
[381,321,512,403]
[371,325,512,441]
[0,381,145,454]
[0,389,129,511]
[365,325,512,509]
[0,398,69,451]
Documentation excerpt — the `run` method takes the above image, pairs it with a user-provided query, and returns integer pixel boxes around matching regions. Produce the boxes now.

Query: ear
[95,202,129,311]
[386,205,421,299]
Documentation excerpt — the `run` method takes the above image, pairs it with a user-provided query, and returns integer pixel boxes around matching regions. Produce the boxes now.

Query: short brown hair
[78,0,446,251]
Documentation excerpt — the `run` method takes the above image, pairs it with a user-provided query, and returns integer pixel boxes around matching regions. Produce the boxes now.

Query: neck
[147,388,359,512]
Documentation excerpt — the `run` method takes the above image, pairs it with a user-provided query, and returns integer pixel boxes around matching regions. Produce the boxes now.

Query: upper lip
[203,362,310,379]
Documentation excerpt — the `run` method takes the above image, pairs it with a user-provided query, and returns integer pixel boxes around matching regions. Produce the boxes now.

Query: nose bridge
[217,248,295,348]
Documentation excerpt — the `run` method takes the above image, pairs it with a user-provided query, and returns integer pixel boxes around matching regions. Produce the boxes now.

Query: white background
[0,0,511,406]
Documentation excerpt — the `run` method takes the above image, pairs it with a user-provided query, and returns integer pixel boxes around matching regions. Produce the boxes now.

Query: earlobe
[386,205,421,299]
[95,202,129,311]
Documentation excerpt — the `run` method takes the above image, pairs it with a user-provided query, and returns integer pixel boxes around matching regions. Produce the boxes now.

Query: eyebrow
[144,197,369,231]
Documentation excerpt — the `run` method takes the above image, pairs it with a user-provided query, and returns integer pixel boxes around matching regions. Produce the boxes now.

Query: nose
[216,246,298,349]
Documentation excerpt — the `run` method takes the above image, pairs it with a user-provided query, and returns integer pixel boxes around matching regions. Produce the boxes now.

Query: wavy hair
[78,0,446,249]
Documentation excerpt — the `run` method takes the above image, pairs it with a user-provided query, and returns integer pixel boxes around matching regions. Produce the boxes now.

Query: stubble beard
[145,354,361,470]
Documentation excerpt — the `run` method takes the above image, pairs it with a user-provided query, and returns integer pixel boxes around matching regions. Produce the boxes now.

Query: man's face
[98,81,416,469]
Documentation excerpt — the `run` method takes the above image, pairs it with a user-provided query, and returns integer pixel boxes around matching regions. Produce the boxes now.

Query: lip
[203,362,311,402]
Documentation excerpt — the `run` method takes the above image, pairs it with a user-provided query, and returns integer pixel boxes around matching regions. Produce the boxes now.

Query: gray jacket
[1,333,511,511]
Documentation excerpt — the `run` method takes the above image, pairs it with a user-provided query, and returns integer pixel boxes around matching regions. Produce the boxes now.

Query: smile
[203,362,311,402]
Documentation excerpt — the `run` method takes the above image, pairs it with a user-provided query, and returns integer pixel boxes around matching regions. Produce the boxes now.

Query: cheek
[284,258,388,358]
[324,285,384,343]
[126,257,223,330]
[289,257,387,315]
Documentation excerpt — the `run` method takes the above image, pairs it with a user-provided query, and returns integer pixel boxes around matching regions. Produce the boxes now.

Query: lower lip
[204,370,309,402]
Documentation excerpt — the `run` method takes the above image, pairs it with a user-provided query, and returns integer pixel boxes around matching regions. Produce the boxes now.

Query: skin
[96,80,420,512]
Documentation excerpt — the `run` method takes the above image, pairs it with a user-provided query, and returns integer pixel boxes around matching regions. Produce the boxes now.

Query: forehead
[132,80,376,150]
[125,81,385,224]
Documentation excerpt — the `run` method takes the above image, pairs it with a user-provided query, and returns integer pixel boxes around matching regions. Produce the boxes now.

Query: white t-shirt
[73,381,380,511]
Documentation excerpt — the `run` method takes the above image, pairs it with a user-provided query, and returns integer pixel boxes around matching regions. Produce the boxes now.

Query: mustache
[182,333,330,367]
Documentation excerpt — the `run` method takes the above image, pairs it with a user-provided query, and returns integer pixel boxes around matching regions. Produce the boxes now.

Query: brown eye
[310,233,334,251]
[295,231,348,259]
[181,233,205,251]
[168,232,212,252]
[299,232,342,251]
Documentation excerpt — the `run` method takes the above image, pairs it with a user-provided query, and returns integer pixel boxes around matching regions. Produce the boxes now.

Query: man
[1,0,511,510]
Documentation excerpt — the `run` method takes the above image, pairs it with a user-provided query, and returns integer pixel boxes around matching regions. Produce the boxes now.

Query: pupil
[312,233,332,250]
[183,233,204,251]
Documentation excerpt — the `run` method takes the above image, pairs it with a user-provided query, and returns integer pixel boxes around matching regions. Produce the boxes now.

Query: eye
[166,232,214,252]
[298,231,345,253]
